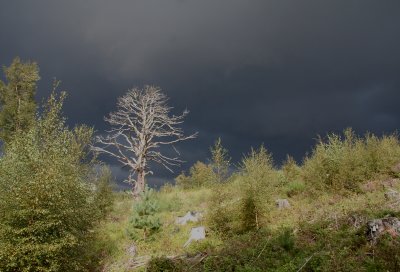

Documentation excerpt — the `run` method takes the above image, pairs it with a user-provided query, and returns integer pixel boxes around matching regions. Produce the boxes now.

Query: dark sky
[1,0,400,187]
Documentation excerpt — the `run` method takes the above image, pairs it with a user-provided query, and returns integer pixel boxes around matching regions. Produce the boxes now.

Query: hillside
[98,178,400,271]
[96,131,400,271]
[2,93,400,271]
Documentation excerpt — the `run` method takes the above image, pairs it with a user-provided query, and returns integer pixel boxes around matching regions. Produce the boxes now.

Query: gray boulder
[175,211,203,225]
[367,217,400,242]
[384,189,400,201]
[183,226,206,247]
[127,244,137,257]
[276,199,290,209]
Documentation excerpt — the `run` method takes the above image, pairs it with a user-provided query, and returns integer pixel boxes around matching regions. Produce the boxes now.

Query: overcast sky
[1,0,400,186]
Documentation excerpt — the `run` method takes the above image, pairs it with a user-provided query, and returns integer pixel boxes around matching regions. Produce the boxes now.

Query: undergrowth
[98,129,400,271]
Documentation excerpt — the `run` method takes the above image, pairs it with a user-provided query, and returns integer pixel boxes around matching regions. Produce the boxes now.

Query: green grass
[96,176,400,271]
[96,187,220,271]
[96,130,400,271]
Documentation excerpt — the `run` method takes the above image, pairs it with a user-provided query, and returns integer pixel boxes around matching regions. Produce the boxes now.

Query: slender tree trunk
[134,170,146,196]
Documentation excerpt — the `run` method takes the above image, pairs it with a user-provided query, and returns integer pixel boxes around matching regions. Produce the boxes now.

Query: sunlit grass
[97,176,400,271]
[97,187,218,271]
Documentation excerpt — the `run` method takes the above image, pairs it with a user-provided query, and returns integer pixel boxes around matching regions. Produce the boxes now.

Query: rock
[384,189,400,201]
[183,226,206,247]
[276,199,290,209]
[127,244,137,257]
[175,211,203,225]
[367,217,400,242]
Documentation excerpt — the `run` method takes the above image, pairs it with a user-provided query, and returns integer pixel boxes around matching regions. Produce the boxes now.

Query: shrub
[198,230,301,272]
[157,192,183,213]
[128,186,161,240]
[284,180,306,197]
[147,256,183,272]
[240,191,260,232]
[208,146,278,236]
[207,183,239,236]
[180,212,400,271]
[371,234,400,271]
[276,228,295,251]
[0,92,99,271]
[238,146,277,231]
[160,182,175,193]
[210,137,231,183]
[281,155,301,183]
[364,133,400,176]
[94,165,115,218]
[175,161,216,189]
[303,128,400,191]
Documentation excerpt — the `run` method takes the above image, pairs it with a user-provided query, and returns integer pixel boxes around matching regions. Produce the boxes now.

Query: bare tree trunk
[134,170,146,196]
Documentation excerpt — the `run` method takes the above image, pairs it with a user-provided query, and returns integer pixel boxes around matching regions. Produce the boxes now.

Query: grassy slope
[96,178,400,271]
[96,188,217,271]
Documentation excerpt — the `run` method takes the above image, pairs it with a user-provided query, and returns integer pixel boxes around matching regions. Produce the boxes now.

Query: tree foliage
[128,186,161,240]
[303,128,400,191]
[0,91,99,271]
[238,146,275,231]
[210,137,231,182]
[94,165,115,217]
[208,146,277,235]
[0,57,39,144]
[175,138,230,189]
[175,161,216,189]
[282,155,301,183]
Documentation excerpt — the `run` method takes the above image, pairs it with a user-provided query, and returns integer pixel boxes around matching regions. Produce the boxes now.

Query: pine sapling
[128,186,161,240]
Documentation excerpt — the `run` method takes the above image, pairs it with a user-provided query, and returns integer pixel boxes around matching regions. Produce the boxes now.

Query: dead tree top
[92,85,197,184]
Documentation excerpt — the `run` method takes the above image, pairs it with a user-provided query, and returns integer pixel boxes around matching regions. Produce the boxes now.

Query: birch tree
[93,85,196,195]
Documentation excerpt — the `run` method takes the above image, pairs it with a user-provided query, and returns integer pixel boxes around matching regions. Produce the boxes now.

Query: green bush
[303,128,400,191]
[281,155,301,183]
[175,161,216,189]
[284,180,306,197]
[210,137,231,183]
[128,186,161,240]
[208,146,278,235]
[157,192,183,213]
[364,133,400,176]
[94,165,115,218]
[0,92,99,271]
[207,182,240,236]
[238,146,277,231]
[198,230,302,272]
[147,256,183,272]
[160,182,175,193]
[276,228,295,251]
[371,234,400,271]
[178,211,400,271]
[240,191,260,232]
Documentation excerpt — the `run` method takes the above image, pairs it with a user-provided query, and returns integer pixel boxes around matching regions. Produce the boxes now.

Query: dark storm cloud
[1,0,400,181]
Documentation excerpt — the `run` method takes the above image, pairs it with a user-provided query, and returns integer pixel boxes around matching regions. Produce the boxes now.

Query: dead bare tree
[92,85,197,195]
